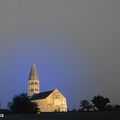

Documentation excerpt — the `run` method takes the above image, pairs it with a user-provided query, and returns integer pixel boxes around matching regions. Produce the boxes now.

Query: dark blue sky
[0,0,120,109]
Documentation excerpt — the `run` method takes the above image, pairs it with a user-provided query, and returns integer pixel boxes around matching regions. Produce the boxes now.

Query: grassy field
[2,112,120,120]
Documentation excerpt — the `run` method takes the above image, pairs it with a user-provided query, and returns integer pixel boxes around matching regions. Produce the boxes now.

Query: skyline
[0,0,120,109]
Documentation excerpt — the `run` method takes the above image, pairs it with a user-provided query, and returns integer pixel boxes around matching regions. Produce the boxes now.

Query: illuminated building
[28,64,67,112]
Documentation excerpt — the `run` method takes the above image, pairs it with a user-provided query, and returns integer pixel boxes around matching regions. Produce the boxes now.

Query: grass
[2,111,120,120]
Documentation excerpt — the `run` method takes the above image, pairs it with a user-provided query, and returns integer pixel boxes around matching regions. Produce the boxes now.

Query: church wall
[32,89,67,112]
[47,89,67,112]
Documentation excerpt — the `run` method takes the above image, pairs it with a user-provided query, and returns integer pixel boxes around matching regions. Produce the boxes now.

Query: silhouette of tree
[71,108,77,112]
[80,100,89,111]
[8,93,39,113]
[91,95,110,111]
[105,104,114,111]
[114,105,120,111]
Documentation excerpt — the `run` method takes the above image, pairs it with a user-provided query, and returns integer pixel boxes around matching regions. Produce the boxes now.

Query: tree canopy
[91,95,110,111]
[8,93,39,113]
[80,100,89,110]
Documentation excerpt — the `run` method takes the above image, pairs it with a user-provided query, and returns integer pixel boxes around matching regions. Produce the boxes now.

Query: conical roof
[29,63,39,80]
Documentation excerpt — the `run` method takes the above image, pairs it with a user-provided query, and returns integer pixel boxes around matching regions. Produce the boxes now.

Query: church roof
[29,63,39,80]
[30,90,54,100]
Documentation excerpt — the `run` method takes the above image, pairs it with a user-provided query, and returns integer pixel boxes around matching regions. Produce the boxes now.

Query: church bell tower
[28,63,40,96]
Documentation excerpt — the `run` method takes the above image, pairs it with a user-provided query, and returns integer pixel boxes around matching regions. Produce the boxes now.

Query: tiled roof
[30,90,54,100]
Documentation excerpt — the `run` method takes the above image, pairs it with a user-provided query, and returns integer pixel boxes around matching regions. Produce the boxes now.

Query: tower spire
[28,63,40,96]
[29,63,39,80]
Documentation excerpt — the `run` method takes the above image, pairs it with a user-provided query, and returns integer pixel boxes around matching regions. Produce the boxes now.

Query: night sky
[0,0,120,109]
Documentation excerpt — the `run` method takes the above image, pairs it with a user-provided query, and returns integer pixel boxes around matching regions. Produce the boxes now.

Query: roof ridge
[40,89,54,93]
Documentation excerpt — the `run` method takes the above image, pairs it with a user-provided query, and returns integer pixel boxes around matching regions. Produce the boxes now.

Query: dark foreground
[2,112,120,120]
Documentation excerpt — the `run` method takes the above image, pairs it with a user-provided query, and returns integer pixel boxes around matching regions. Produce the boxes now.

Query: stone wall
[32,89,67,112]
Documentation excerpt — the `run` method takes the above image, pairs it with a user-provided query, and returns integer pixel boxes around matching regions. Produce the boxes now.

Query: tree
[80,100,89,111]
[91,95,110,111]
[105,104,114,111]
[114,105,120,111]
[8,93,39,113]
[71,108,77,112]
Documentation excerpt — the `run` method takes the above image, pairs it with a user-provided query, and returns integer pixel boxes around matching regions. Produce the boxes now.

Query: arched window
[31,82,34,85]
[31,88,34,91]
[35,82,38,85]
[54,93,60,99]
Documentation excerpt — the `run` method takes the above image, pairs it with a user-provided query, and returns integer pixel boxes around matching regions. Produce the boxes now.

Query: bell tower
[28,63,40,96]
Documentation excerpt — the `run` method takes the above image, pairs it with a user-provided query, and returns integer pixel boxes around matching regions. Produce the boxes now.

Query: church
[28,64,67,112]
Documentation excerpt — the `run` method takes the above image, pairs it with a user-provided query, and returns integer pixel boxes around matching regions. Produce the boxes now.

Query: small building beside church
[28,64,67,112]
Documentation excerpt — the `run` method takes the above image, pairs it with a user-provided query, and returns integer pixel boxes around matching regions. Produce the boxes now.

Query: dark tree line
[79,95,120,111]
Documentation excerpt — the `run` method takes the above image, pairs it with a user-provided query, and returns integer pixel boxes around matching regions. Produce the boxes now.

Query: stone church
[28,64,67,112]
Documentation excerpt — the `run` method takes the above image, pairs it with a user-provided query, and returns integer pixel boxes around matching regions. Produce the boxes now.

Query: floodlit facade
[28,64,67,112]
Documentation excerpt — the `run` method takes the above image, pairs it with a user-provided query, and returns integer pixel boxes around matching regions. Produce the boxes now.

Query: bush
[8,93,39,113]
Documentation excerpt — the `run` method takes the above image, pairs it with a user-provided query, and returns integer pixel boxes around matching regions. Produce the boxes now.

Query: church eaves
[29,63,39,80]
